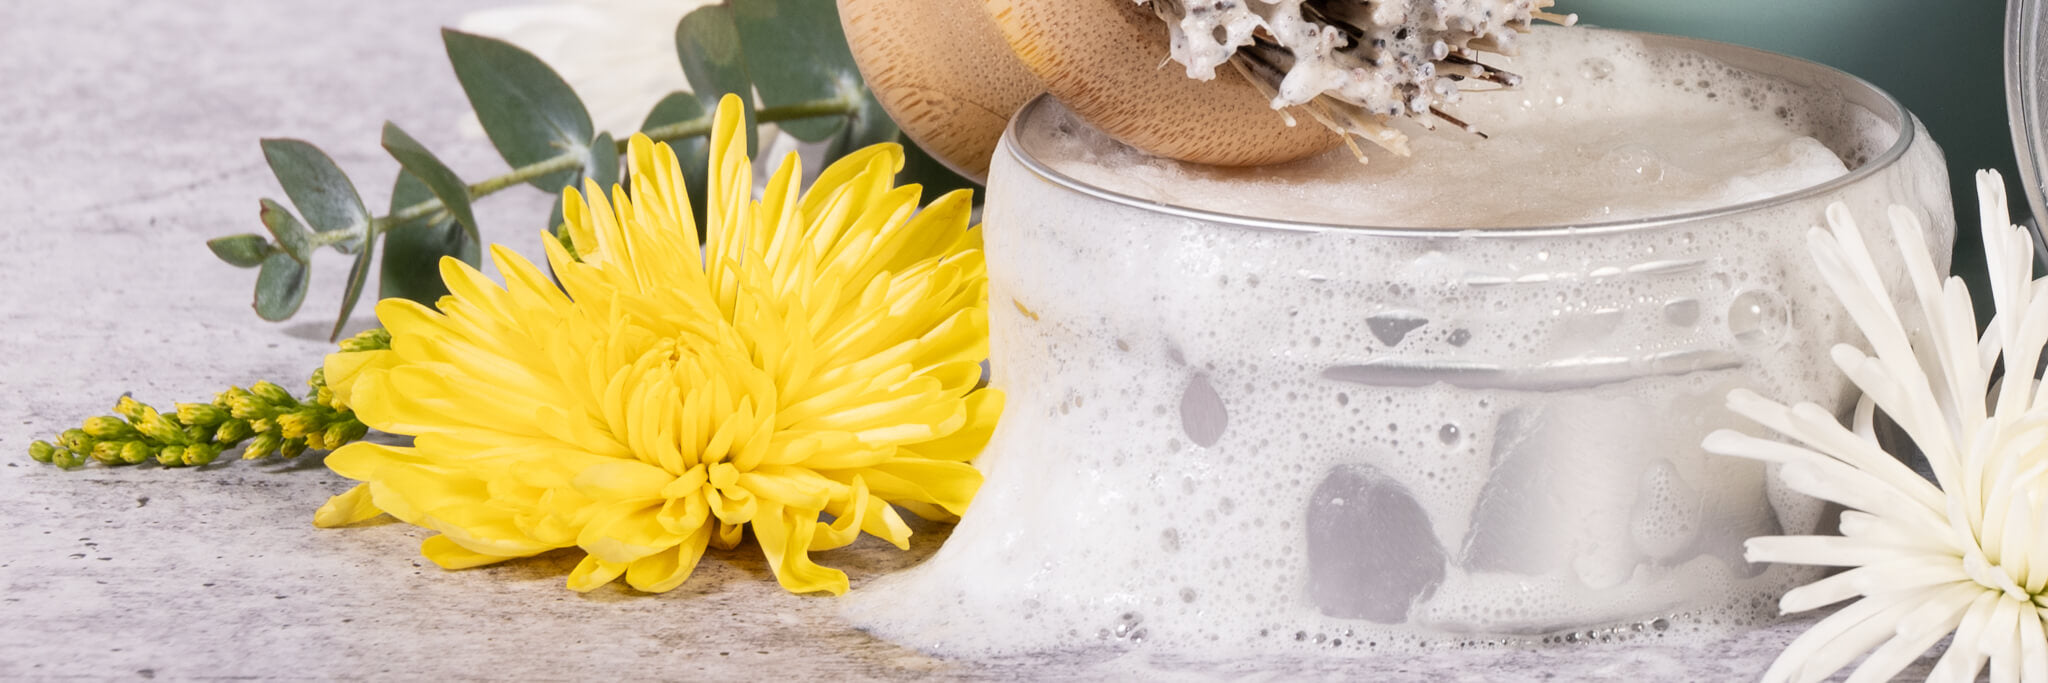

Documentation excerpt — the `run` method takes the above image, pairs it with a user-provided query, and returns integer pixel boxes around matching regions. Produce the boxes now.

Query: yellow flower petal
[572,459,675,501]
[626,524,713,593]
[322,349,399,409]
[312,483,384,528]
[567,554,627,592]
[421,534,512,570]
[903,389,1006,462]
[752,504,849,595]
[577,497,683,565]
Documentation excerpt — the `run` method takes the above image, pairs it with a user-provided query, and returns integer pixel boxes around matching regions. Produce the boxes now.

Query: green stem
[364,94,857,239]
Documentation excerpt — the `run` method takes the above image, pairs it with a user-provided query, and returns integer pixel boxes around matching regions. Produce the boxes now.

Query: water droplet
[1438,424,1462,445]
[1727,289,1789,346]
[1447,328,1472,347]
[1580,56,1614,80]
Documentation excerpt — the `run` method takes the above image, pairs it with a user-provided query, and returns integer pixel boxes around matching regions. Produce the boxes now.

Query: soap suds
[1046,29,1859,228]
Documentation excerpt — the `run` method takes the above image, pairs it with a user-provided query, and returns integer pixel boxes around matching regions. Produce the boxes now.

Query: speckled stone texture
[0,2,1935,679]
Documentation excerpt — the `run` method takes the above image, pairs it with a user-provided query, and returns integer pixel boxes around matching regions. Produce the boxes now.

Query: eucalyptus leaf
[260,139,370,253]
[207,234,273,269]
[897,133,981,198]
[443,28,594,193]
[380,122,479,241]
[253,251,310,322]
[827,89,901,161]
[258,198,313,263]
[675,5,758,156]
[331,220,380,341]
[587,132,620,192]
[643,92,710,236]
[379,171,477,305]
[730,0,858,142]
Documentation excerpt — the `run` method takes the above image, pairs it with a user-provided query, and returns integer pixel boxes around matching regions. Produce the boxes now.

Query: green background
[1567,0,2018,318]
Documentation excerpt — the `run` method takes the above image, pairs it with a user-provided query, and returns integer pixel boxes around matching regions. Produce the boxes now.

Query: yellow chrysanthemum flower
[312,94,1002,596]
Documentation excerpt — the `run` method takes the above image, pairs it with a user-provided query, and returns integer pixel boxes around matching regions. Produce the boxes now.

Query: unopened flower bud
[181,444,218,467]
[82,416,136,440]
[113,396,147,421]
[90,441,124,463]
[29,440,56,463]
[58,428,94,452]
[243,432,282,460]
[226,390,267,420]
[156,445,184,466]
[214,419,253,443]
[276,411,317,439]
[119,441,153,465]
[338,328,391,353]
[251,381,294,405]
[133,407,187,445]
[325,421,366,448]
[280,438,308,459]
[176,402,227,426]
[55,449,85,469]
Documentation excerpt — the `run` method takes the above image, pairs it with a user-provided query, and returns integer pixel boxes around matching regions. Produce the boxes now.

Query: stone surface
[0,1,1935,679]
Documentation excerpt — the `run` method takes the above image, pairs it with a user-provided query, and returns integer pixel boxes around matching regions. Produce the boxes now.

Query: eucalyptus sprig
[209,1,973,340]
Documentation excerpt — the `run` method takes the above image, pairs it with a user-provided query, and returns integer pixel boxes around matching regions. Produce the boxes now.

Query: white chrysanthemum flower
[1704,170,2048,683]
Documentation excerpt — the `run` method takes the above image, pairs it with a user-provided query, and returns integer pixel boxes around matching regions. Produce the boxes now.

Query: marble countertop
[0,2,1928,679]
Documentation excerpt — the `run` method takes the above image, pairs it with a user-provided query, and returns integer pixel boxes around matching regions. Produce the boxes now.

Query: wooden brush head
[839,0,1342,177]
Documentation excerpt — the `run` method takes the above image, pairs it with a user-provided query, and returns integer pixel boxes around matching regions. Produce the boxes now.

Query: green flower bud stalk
[27,330,384,469]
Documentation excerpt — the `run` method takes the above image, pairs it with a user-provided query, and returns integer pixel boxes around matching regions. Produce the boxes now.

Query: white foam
[1043,29,1854,228]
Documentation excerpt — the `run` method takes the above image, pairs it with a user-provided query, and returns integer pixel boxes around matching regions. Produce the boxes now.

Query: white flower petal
[1747,535,1916,567]
[2019,603,2047,683]
[1843,583,1978,683]
[1931,591,2003,683]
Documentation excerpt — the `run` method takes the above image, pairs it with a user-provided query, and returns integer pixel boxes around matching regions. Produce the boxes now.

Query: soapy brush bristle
[1139,0,1575,161]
